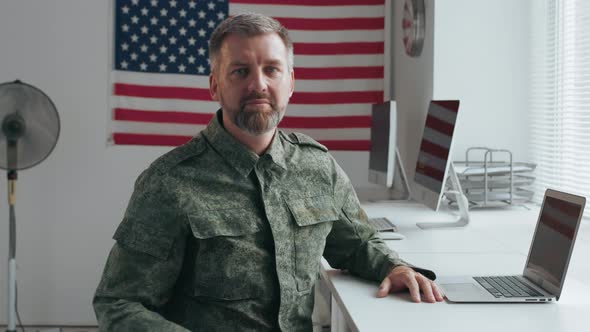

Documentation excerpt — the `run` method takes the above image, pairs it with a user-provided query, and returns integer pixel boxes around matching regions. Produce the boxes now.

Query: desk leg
[331,296,351,332]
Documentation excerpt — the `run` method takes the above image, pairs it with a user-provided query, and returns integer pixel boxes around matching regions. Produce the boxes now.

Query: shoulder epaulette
[150,133,208,173]
[285,132,328,152]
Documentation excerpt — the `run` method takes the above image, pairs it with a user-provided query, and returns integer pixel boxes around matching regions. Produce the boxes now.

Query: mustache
[240,92,273,104]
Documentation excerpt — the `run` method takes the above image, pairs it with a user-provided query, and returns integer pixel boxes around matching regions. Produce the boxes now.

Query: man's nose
[248,70,268,93]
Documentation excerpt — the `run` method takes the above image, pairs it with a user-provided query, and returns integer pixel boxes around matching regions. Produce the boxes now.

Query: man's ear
[289,68,295,98]
[209,72,219,101]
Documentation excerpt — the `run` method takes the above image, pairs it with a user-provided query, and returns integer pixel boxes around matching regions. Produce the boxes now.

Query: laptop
[439,189,586,303]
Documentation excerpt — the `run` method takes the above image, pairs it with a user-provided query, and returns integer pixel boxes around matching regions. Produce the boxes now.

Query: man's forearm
[341,235,406,281]
[93,297,190,332]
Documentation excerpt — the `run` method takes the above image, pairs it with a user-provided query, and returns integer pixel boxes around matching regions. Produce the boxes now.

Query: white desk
[320,201,590,332]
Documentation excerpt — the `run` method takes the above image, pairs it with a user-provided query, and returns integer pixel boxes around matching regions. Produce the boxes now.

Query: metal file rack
[446,147,536,208]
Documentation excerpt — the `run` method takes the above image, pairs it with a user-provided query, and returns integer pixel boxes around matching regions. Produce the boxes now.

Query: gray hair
[208,12,294,71]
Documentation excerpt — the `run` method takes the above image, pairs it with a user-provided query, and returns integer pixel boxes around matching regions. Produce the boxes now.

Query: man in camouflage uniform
[94,13,443,332]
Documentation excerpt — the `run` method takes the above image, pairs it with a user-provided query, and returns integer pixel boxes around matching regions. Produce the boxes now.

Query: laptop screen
[526,195,583,287]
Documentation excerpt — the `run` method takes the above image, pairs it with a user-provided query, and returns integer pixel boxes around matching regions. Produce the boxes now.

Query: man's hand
[376,266,444,303]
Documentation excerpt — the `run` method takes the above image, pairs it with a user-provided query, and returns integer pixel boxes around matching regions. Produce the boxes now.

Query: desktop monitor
[412,100,469,228]
[368,101,397,188]
[412,100,460,210]
[367,99,467,229]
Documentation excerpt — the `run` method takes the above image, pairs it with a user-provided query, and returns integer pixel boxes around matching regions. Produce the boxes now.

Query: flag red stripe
[230,0,384,5]
[295,66,383,79]
[417,164,446,182]
[425,115,454,136]
[114,108,371,128]
[113,133,369,150]
[543,213,575,239]
[420,140,449,160]
[294,42,384,55]
[114,83,212,100]
[113,133,192,146]
[291,91,383,104]
[275,17,384,30]
[115,84,382,104]
[548,197,581,218]
[432,100,460,112]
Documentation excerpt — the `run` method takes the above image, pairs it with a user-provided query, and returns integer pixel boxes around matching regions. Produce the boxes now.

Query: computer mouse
[378,232,405,240]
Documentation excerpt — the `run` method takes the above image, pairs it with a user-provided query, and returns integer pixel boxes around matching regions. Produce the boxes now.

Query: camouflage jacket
[93,111,435,331]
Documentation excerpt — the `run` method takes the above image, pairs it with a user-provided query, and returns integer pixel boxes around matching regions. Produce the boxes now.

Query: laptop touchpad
[441,283,486,301]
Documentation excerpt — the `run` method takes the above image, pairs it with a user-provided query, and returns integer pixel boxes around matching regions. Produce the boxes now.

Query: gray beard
[232,106,283,136]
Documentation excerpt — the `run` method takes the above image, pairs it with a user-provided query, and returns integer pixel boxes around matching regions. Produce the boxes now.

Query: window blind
[529,0,590,210]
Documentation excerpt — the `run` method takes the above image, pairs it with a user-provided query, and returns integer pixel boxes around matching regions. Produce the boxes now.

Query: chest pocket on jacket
[187,208,270,300]
[286,194,338,292]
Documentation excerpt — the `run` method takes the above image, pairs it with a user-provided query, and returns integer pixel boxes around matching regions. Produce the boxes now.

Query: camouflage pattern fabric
[93,110,435,331]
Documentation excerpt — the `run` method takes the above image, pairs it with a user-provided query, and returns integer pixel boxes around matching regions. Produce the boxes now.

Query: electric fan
[0,80,60,332]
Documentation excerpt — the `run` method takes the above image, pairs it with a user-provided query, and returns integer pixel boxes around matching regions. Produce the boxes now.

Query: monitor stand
[416,163,470,229]
[389,147,411,200]
[366,147,411,202]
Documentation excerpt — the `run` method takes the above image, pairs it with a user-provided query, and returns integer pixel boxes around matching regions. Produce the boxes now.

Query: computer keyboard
[368,217,398,232]
[474,276,544,298]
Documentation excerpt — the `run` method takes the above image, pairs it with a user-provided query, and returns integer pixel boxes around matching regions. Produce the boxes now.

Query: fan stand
[7,140,18,332]
[7,171,17,332]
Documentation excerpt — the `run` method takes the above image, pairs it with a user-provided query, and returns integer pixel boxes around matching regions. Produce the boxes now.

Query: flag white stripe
[112,120,370,139]
[113,71,209,87]
[429,103,458,124]
[112,96,372,117]
[289,30,383,43]
[417,153,448,172]
[229,4,385,19]
[112,96,218,113]
[295,79,383,92]
[288,104,372,116]
[423,128,452,149]
[112,122,207,137]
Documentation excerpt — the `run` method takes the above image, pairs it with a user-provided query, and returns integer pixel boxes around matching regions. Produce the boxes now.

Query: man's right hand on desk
[377,266,444,303]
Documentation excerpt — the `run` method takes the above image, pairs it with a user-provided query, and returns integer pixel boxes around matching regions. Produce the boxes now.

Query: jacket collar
[202,110,287,177]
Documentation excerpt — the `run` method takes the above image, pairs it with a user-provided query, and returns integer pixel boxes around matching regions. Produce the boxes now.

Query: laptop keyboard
[474,276,544,298]
[368,217,397,232]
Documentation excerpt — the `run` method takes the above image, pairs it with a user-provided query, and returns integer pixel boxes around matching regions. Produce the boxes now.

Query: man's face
[209,33,294,136]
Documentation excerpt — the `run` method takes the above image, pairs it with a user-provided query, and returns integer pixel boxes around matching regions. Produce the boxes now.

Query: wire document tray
[447,147,536,208]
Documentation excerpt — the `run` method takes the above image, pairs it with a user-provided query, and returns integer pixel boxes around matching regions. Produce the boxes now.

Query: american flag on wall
[110,0,388,150]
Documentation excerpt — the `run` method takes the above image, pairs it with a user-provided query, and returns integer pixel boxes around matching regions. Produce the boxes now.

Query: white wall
[432,0,530,163]
[393,0,530,182]
[0,0,530,325]
[0,0,170,325]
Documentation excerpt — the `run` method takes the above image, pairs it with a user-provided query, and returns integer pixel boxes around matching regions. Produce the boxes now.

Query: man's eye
[266,67,280,75]
[232,68,248,76]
